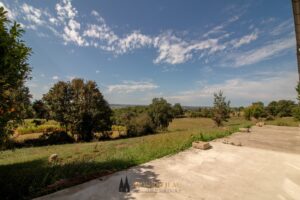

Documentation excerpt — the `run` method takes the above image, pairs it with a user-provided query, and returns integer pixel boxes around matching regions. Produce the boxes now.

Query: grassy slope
[0,117,251,199]
[265,117,300,127]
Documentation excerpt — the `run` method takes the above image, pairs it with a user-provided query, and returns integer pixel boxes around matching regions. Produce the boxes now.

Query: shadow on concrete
[0,157,161,200]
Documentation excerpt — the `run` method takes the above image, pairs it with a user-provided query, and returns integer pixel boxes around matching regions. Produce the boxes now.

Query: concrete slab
[36,126,300,200]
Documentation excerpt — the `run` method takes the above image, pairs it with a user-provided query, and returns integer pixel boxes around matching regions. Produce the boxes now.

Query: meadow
[0,117,252,199]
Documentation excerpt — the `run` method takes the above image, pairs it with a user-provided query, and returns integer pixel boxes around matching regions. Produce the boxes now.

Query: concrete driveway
[36,125,300,200]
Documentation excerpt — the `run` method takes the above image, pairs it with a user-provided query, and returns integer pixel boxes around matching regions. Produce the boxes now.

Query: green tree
[32,100,49,119]
[296,82,300,104]
[293,82,300,120]
[172,103,184,118]
[0,7,32,147]
[266,101,278,116]
[43,81,73,131]
[212,91,230,126]
[244,102,266,120]
[276,100,295,117]
[148,98,174,130]
[43,79,112,141]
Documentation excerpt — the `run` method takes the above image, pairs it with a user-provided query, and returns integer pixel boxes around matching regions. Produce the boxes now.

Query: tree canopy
[43,79,112,141]
[148,98,174,130]
[0,7,32,147]
[212,91,231,126]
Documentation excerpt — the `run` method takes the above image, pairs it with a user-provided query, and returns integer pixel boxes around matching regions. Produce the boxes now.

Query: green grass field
[0,117,252,199]
[265,117,300,127]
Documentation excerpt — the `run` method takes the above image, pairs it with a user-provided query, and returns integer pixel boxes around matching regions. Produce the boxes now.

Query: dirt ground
[36,125,300,200]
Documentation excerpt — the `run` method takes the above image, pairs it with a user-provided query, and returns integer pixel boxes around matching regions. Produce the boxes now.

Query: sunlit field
[0,117,252,199]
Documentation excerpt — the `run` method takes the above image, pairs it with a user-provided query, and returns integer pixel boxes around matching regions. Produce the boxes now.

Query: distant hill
[109,104,210,110]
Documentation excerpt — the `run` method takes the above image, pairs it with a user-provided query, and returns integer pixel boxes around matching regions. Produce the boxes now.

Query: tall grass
[1,117,252,199]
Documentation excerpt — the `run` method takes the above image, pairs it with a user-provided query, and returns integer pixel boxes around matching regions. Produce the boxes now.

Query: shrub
[39,131,74,145]
[266,115,275,121]
[276,122,289,126]
[127,113,155,137]
[292,106,300,121]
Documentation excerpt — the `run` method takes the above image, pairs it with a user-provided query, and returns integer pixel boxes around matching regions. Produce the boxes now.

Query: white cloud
[52,76,59,80]
[153,32,225,65]
[83,24,118,44]
[117,31,153,54]
[270,19,293,36]
[107,81,159,93]
[96,70,100,74]
[225,36,295,67]
[91,10,99,17]
[21,3,43,26]
[55,0,86,46]
[166,71,298,106]
[55,0,77,22]
[231,31,258,48]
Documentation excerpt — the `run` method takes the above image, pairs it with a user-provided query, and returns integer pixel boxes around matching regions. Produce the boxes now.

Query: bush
[15,131,74,147]
[266,115,275,121]
[292,106,300,121]
[276,122,289,126]
[127,114,155,137]
[39,131,74,145]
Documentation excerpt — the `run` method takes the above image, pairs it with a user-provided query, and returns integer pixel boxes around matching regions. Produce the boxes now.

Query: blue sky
[0,0,298,106]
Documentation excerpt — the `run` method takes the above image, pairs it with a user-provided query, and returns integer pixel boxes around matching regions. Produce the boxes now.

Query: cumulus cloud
[107,81,159,93]
[166,71,298,106]
[56,0,86,46]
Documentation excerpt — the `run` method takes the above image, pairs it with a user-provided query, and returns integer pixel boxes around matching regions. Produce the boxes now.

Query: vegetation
[212,91,231,126]
[15,119,62,135]
[148,98,174,130]
[172,103,184,118]
[0,117,252,199]
[32,100,49,119]
[0,7,32,148]
[244,102,266,120]
[43,79,112,141]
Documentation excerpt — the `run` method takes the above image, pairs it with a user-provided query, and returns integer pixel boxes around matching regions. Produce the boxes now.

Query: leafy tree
[276,100,295,117]
[296,82,300,104]
[43,81,73,131]
[32,100,49,119]
[148,98,174,130]
[266,101,278,116]
[244,102,266,120]
[172,103,184,118]
[43,79,112,141]
[293,82,300,120]
[212,91,230,126]
[0,7,32,147]
[292,106,300,120]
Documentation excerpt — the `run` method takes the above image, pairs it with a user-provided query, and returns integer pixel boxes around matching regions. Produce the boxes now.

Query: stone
[192,141,211,150]
[239,128,250,132]
[256,122,265,127]
[48,153,58,163]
